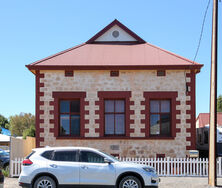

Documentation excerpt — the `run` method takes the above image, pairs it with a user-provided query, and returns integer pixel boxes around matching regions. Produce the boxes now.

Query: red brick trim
[35,70,45,148]
[95,91,132,137]
[51,92,88,138]
[142,92,179,138]
[156,154,165,158]
[186,71,196,150]
[65,70,74,77]
[110,70,119,77]
[157,70,166,76]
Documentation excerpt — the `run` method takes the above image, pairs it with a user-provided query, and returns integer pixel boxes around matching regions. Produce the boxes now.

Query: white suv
[19,147,159,188]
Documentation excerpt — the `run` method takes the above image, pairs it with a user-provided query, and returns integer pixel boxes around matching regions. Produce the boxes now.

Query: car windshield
[0,149,9,156]
[100,151,119,162]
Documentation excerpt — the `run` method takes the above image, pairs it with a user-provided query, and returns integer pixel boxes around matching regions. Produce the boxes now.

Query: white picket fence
[10,158,24,177]
[10,157,222,177]
[119,157,222,177]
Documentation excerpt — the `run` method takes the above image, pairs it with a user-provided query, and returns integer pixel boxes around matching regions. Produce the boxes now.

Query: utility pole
[208,0,218,186]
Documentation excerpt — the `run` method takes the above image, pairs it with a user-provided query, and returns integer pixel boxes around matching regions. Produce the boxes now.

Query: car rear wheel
[119,176,142,188]
[33,176,56,188]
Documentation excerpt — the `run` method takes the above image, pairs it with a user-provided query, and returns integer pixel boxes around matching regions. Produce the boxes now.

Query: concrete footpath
[4,177,222,188]
[159,177,222,188]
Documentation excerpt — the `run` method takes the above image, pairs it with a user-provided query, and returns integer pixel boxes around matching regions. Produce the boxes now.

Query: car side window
[80,151,105,163]
[41,150,53,160]
[53,150,78,162]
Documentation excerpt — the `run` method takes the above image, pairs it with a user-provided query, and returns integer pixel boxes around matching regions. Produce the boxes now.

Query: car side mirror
[104,158,112,164]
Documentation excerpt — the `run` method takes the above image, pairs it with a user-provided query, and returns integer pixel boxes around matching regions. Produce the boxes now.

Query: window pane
[60,101,70,113]
[80,151,105,163]
[41,150,53,160]
[150,114,160,135]
[71,100,80,113]
[115,100,125,113]
[161,100,170,113]
[71,115,80,136]
[60,115,70,135]
[161,114,171,136]
[53,151,77,162]
[150,100,159,113]
[105,100,114,113]
[105,114,114,135]
[115,114,125,134]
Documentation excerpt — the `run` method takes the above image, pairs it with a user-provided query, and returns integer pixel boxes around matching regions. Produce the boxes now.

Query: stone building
[27,19,203,158]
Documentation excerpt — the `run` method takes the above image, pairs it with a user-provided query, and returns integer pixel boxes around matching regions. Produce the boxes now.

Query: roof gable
[86,19,146,44]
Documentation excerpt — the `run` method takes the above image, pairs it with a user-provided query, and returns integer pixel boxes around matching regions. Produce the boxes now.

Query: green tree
[218,95,222,112]
[9,113,35,137]
[23,124,35,139]
[0,114,9,129]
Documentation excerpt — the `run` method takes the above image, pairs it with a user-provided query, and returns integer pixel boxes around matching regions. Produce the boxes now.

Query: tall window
[104,100,125,135]
[59,100,80,136]
[150,100,171,136]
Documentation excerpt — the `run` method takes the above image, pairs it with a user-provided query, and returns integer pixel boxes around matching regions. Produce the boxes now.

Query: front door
[79,150,116,186]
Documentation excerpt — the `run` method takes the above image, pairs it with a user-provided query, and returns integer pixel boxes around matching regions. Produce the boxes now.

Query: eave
[26,64,203,75]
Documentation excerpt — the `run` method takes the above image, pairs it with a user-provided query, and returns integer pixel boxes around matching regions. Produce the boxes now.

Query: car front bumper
[19,182,31,188]
[143,172,160,187]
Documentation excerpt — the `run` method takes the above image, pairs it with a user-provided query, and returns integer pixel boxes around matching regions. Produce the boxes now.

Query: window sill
[148,136,175,140]
[56,136,82,139]
[55,136,175,140]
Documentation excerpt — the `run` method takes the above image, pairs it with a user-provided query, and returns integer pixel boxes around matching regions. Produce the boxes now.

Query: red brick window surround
[143,92,178,139]
[96,91,131,138]
[52,92,86,138]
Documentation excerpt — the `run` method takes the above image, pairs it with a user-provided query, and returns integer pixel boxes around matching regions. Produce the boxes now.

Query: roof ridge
[29,43,86,66]
[145,43,200,65]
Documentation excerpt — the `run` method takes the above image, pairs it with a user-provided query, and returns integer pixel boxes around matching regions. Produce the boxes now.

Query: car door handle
[81,166,88,169]
[50,164,57,168]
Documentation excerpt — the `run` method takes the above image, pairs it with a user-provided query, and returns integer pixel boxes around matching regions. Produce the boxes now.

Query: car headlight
[143,167,156,173]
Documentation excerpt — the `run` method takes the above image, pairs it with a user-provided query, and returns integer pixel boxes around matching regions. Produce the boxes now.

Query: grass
[2,167,9,177]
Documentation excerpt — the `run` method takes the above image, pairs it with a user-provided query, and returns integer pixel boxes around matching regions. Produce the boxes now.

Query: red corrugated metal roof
[27,19,203,70]
[197,113,222,128]
[28,43,202,68]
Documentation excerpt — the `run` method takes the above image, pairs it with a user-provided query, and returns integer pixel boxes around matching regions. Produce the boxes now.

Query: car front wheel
[33,176,56,188]
[119,176,142,188]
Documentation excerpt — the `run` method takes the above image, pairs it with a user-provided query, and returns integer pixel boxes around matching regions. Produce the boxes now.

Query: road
[4,177,222,188]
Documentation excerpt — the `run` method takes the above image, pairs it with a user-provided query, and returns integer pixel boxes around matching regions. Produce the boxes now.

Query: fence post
[10,159,13,177]
[167,157,170,176]
[219,157,222,177]
[206,158,209,176]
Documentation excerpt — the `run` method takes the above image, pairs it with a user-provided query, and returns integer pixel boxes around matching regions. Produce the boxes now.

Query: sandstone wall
[38,70,193,157]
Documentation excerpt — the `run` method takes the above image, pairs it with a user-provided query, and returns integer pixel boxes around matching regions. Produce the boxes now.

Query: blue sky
[0,0,221,118]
